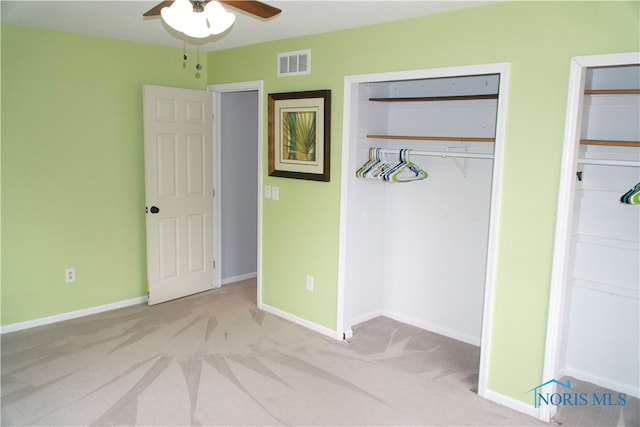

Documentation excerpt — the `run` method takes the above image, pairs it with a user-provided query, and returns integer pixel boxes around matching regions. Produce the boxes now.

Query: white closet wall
[344,74,499,345]
[559,65,640,396]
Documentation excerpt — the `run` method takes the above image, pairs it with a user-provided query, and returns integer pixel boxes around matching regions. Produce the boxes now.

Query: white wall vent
[278,49,311,77]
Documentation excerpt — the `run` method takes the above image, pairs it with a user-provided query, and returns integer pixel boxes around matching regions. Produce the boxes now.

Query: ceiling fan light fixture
[204,1,236,35]
[161,0,235,39]
[183,8,213,38]
[160,0,191,33]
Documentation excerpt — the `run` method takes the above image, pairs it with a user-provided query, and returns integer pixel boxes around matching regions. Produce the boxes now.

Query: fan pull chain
[196,45,202,71]
[178,43,201,78]
[183,42,188,69]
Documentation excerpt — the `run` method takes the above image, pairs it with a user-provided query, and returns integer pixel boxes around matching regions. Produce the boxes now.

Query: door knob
[150,206,160,214]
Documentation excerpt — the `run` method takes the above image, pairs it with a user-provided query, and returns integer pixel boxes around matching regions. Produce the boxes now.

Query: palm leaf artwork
[282,111,317,161]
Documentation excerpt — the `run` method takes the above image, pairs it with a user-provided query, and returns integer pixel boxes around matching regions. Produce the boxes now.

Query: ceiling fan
[143,0,281,20]
[144,0,280,39]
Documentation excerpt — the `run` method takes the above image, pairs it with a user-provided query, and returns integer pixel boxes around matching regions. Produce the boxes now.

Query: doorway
[210,82,263,296]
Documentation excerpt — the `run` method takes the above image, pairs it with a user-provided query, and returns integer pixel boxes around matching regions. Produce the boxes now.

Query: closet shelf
[584,89,640,95]
[368,134,495,143]
[580,140,640,147]
[568,277,639,299]
[572,234,640,251]
[369,94,498,102]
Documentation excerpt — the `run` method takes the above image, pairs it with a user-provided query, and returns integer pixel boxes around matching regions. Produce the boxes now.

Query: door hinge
[213,188,215,197]
[213,260,216,269]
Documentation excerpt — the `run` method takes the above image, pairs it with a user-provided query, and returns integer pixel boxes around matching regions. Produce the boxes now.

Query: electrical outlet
[306,275,314,291]
[65,268,76,283]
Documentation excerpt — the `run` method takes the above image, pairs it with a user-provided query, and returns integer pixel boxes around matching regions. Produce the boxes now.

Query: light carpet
[552,377,639,427]
[2,279,551,426]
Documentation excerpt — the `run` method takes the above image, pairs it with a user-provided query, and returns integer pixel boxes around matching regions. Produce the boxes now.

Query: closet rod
[378,148,494,160]
[577,158,640,167]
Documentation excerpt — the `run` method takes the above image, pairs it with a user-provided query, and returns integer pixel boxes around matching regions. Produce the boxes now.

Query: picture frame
[268,90,331,182]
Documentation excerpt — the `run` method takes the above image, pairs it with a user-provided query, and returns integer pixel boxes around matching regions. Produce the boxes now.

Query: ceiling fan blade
[143,0,281,19]
[218,0,281,19]
[143,1,174,17]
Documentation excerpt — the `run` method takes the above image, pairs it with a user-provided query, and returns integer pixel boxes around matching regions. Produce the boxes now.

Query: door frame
[541,51,640,423]
[208,81,264,299]
[336,62,511,402]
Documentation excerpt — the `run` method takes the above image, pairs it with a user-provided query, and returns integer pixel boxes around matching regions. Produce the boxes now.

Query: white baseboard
[564,367,640,398]
[346,310,481,346]
[259,302,341,340]
[381,310,481,347]
[483,388,540,419]
[0,296,149,334]
[221,272,257,286]
[347,310,382,328]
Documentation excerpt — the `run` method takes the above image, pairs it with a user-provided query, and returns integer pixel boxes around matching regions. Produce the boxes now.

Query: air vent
[278,49,311,77]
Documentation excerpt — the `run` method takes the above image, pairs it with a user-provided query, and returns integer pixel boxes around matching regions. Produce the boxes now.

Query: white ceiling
[0,0,497,52]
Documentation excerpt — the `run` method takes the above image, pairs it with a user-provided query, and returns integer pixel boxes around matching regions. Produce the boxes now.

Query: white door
[143,85,215,305]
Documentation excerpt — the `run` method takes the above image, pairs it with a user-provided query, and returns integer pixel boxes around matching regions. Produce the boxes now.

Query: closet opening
[543,53,639,424]
[337,63,510,401]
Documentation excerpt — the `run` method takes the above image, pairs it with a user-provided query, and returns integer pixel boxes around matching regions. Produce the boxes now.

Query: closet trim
[337,61,511,409]
[542,52,640,424]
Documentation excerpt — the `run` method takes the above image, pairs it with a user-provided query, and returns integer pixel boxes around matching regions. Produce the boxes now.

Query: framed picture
[268,90,331,181]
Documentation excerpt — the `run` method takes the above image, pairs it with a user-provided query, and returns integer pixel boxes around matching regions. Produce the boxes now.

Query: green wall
[1,25,205,324]
[206,1,639,406]
[1,0,638,412]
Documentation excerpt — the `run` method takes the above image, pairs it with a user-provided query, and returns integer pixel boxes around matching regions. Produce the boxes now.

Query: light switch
[272,186,279,201]
[264,185,272,199]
